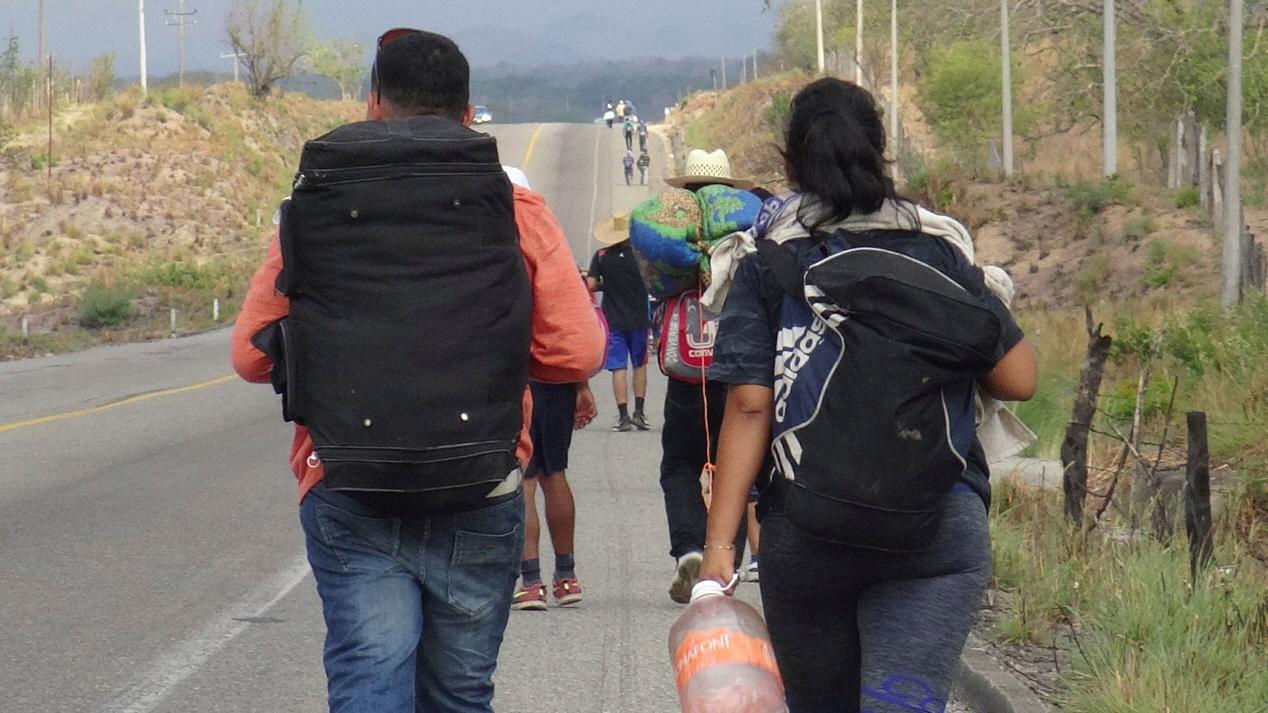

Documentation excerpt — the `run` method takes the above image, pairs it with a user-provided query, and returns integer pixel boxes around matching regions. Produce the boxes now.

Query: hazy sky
[3,1,777,75]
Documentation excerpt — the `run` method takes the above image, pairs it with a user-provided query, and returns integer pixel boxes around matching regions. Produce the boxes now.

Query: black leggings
[758,488,990,713]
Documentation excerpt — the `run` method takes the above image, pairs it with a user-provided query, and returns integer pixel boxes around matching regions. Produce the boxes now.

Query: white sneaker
[669,551,703,604]
[742,560,760,583]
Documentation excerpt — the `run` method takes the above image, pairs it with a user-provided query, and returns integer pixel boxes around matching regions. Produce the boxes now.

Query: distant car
[473,106,493,124]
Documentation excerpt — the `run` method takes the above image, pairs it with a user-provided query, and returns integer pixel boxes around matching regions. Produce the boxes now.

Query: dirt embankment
[0,84,360,340]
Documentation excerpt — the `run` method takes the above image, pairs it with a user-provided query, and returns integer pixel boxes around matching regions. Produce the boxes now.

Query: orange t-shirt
[230,185,606,502]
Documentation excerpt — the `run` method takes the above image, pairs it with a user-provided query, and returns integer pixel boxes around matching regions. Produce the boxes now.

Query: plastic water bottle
[668,580,787,713]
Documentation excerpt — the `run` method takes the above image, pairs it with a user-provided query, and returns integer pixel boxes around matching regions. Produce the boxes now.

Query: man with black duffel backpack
[231,29,605,713]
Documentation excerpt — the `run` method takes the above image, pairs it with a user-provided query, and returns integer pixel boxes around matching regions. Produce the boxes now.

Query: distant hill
[469,56,753,124]
[133,55,756,125]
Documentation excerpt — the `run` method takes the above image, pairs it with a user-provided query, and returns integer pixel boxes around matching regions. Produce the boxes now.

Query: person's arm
[575,381,597,430]
[230,235,289,383]
[516,186,607,383]
[981,339,1038,401]
[586,252,603,292]
[700,385,774,586]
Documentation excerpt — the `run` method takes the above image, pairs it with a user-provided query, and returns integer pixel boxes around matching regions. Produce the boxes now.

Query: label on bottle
[673,627,782,691]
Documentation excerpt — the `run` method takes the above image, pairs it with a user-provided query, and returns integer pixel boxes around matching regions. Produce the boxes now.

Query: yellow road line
[520,123,546,172]
[0,374,237,435]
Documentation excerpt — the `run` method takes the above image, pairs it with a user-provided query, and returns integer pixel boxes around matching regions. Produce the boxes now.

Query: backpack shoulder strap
[755,239,803,300]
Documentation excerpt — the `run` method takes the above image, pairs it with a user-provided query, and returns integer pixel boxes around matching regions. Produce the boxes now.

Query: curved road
[0,122,691,713]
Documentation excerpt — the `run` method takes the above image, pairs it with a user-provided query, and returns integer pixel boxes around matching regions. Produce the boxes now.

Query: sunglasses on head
[370,27,422,93]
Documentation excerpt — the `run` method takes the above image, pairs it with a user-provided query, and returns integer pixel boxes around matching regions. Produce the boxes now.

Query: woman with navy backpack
[699,77,1038,713]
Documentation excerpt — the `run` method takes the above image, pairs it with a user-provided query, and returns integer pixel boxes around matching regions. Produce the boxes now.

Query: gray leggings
[758,487,990,713]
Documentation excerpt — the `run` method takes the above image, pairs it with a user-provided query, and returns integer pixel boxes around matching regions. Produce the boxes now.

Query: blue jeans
[300,484,525,713]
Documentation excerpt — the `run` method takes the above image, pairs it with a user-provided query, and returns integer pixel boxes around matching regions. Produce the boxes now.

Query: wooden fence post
[1062,308,1114,525]
[1185,411,1213,579]
[1243,232,1265,294]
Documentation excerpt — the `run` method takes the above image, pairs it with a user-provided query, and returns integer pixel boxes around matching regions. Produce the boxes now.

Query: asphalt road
[0,122,703,713]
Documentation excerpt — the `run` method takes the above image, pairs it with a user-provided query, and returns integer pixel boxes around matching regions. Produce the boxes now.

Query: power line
[164,0,198,88]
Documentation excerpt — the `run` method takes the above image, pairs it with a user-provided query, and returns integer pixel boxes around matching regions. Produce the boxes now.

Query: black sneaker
[631,412,650,430]
[613,415,633,432]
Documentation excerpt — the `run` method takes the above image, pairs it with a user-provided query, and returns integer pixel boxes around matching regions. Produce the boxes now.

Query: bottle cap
[690,579,726,603]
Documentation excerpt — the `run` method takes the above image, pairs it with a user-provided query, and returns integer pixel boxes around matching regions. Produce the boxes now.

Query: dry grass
[0,83,360,355]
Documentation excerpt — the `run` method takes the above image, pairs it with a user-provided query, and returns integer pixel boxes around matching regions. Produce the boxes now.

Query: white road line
[98,554,312,713]
[586,125,603,259]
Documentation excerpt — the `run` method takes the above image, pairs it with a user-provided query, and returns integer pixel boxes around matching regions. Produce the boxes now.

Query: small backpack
[757,231,1002,551]
[658,289,715,384]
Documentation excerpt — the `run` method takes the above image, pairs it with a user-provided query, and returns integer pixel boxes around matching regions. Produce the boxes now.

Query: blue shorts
[527,382,576,478]
[604,329,649,371]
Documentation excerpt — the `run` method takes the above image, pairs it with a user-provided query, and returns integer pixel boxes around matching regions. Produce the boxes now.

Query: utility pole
[46,55,53,183]
[721,56,727,89]
[220,52,244,82]
[139,0,149,95]
[165,0,198,88]
[815,0,826,74]
[37,0,46,109]
[754,49,759,81]
[1103,0,1117,176]
[38,0,46,67]
[1223,0,1245,310]
[1001,0,1015,176]
[856,0,865,85]
[890,0,899,144]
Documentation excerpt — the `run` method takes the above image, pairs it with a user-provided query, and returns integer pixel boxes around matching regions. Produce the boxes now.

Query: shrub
[150,86,197,115]
[1067,176,1133,219]
[765,91,792,134]
[1101,375,1174,421]
[139,260,227,291]
[1074,253,1111,304]
[1120,213,1156,243]
[1175,186,1200,209]
[77,284,135,329]
[1146,238,1181,289]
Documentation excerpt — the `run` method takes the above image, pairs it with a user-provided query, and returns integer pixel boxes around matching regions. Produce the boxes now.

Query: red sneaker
[553,577,583,606]
[511,583,547,611]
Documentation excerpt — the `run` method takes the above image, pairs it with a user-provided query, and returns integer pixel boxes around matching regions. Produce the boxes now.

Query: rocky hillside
[0,84,359,354]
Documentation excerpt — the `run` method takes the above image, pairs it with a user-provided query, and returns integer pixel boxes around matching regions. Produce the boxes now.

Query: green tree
[225,0,309,99]
[307,40,365,101]
[918,40,1027,162]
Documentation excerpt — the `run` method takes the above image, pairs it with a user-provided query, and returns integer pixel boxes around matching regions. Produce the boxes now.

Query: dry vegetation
[0,83,359,357]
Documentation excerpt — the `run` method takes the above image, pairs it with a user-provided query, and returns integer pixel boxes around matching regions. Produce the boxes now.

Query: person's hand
[700,547,738,594]
[574,383,597,430]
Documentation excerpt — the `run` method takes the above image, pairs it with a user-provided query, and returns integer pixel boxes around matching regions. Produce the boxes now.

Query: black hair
[783,77,905,233]
[375,31,469,121]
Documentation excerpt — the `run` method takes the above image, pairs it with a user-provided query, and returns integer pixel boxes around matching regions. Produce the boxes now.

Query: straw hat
[665,149,755,190]
[593,213,632,246]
